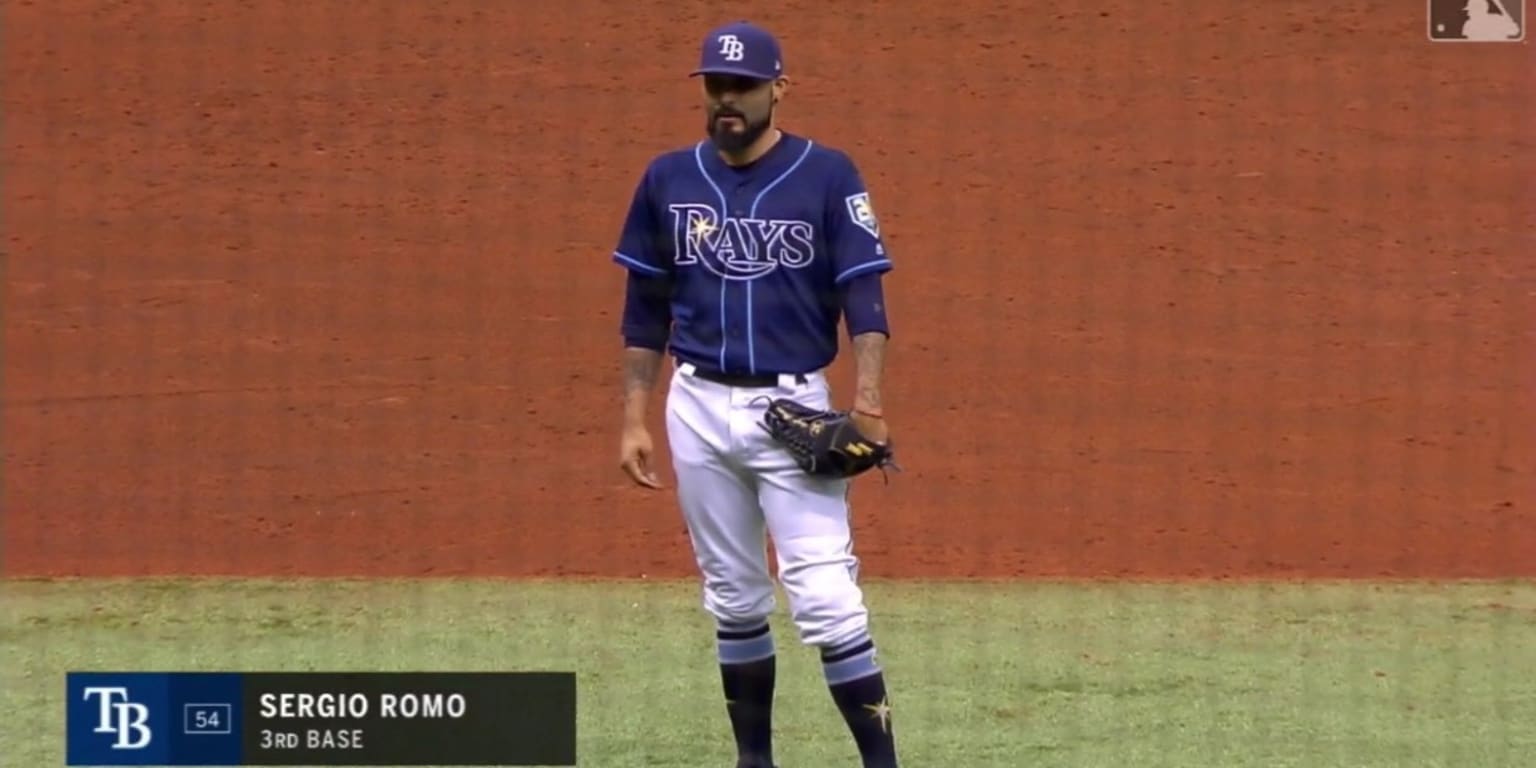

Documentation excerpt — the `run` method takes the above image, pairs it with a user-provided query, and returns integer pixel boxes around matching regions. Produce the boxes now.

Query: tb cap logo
[693,22,784,80]
[717,34,746,61]
[82,686,153,749]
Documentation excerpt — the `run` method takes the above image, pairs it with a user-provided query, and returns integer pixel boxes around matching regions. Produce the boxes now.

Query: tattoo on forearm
[624,350,661,397]
[852,332,886,409]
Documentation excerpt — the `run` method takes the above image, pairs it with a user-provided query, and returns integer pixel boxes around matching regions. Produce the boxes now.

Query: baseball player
[612,20,901,768]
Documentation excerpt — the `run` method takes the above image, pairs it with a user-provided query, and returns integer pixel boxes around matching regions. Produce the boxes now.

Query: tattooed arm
[619,269,673,420]
[840,272,892,443]
[617,271,672,488]
[851,331,887,416]
[622,347,664,428]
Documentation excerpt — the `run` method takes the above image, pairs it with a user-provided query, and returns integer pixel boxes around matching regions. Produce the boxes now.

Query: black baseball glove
[756,398,901,481]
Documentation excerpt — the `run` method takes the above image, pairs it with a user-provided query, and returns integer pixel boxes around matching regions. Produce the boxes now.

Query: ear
[772,77,789,102]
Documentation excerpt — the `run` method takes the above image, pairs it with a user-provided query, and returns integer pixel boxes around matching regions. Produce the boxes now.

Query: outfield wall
[5,1,1532,579]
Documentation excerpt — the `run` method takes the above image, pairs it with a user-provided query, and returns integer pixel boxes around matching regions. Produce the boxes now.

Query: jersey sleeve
[825,151,894,285]
[610,161,671,277]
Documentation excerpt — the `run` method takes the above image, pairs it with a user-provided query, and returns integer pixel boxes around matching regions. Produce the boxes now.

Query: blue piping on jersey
[749,140,815,213]
[693,143,731,372]
[718,278,729,371]
[745,281,753,373]
[613,250,666,276]
[745,140,814,375]
[835,258,893,284]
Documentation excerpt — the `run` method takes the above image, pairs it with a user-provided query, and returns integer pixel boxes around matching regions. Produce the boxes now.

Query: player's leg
[664,369,779,766]
[759,470,898,767]
[745,380,899,768]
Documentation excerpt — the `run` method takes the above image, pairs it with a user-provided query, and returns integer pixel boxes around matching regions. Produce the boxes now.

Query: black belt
[686,365,807,388]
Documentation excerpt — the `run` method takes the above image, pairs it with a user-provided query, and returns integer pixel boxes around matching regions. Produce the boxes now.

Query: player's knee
[781,567,869,646]
[702,582,775,626]
[792,601,869,647]
[803,606,870,650]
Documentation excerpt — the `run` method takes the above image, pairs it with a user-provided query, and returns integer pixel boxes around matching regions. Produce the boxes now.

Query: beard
[707,106,773,154]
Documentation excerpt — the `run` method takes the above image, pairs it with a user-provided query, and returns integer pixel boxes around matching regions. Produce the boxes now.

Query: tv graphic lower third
[1429,0,1525,41]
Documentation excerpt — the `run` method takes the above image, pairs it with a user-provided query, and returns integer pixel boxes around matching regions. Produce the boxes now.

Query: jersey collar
[701,131,803,180]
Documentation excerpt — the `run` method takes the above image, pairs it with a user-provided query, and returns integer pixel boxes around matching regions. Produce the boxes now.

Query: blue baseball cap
[690,21,784,81]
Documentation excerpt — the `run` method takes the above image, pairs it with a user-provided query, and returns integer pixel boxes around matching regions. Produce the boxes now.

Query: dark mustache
[715,110,745,119]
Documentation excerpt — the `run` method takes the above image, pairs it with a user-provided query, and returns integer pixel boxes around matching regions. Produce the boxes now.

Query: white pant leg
[665,368,777,626]
[738,374,869,649]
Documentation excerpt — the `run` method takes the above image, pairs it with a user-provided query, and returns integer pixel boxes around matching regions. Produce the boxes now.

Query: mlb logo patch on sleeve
[845,192,880,238]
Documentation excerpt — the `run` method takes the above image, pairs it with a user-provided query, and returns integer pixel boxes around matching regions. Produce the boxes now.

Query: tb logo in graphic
[717,34,746,61]
[1429,0,1525,41]
[82,686,153,749]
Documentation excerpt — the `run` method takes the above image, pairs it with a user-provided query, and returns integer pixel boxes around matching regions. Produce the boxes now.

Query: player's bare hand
[851,410,889,445]
[619,424,663,489]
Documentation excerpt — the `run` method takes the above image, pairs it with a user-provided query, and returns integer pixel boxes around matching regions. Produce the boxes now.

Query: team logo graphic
[845,192,880,239]
[863,697,894,734]
[669,204,815,280]
[718,34,746,61]
[82,686,153,750]
[1429,0,1524,41]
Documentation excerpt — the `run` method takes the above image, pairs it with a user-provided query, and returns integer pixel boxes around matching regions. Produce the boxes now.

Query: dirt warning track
[4,1,1533,579]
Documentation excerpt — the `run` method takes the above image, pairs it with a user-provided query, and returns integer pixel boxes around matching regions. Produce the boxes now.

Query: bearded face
[703,74,778,154]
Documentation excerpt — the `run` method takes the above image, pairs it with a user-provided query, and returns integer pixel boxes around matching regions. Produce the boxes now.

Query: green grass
[5,578,1535,767]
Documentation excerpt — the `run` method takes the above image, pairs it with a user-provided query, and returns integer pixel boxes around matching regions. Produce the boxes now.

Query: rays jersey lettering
[611,133,894,375]
[669,204,815,279]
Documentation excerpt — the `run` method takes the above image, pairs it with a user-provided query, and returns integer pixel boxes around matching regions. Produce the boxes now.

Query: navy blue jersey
[611,133,892,375]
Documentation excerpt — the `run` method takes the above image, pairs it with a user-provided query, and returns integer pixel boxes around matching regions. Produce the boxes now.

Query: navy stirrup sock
[822,631,898,767]
[717,620,776,763]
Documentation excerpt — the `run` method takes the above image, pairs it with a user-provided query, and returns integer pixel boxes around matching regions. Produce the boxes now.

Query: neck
[718,127,783,167]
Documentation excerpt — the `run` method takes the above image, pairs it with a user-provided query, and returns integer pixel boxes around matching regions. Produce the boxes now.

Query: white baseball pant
[664,361,870,649]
